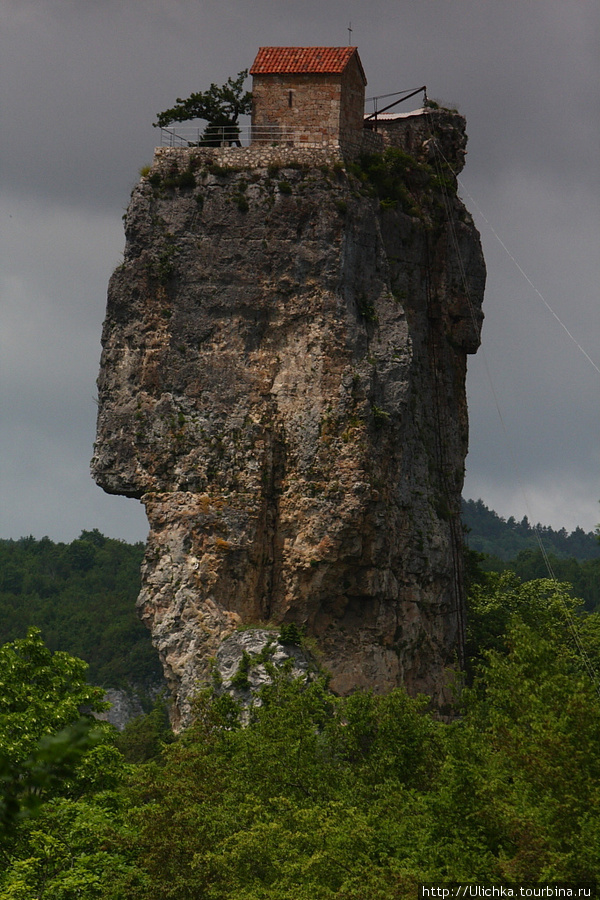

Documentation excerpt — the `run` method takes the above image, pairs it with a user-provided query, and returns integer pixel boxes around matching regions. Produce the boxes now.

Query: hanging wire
[455,180,600,377]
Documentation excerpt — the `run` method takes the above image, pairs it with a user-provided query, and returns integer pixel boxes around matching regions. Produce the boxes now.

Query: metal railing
[159,124,340,149]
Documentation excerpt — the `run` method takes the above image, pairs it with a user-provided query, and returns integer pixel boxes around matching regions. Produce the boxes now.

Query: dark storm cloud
[1,0,598,539]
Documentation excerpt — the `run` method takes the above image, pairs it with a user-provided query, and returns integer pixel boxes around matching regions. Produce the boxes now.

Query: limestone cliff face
[92,111,485,725]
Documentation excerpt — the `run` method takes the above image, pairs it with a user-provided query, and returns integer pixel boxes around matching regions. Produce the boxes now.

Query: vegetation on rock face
[347,146,456,219]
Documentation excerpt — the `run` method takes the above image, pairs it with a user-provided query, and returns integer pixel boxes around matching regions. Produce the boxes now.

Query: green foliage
[3,531,600,893]
[207,162,241,176]
[153,70,252,142]
[462,498,600,562]
[233,192,249,212]
[0,629,107,835]
[149,239,178,283]
[104,593,600,891]
[462,498,600,611]
[466,572,581,663]
[278,622,304,646]
[0,628,107,764]
[0,719,100,839]
[371,404,390,429]
[114,697,174,763]
[348,147,429,216]
[230,650,253,690]
[163,167,196,190]
[0,532,159,690]
[0,632,142,894]
[511,550,600,611]
[443,618,600,882]
[106,674,442,898]
[0,794,143,899]
[3,573,600,893]
[356,293,378,323]
[419,577,600,883]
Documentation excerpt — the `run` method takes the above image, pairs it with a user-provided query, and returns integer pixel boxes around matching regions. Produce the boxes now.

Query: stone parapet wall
[340,127,384,156]
[154,144,345,171]
[152,111,468,178]
[153,127,384,172]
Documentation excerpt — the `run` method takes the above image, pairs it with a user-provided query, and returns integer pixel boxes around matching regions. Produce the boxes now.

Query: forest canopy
[1,572,599,895]
[1,504,600,893]
[0,531,160,691]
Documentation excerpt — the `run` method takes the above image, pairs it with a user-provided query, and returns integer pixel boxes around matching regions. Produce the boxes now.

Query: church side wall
[252,73,343,141]
[339,57,366,133]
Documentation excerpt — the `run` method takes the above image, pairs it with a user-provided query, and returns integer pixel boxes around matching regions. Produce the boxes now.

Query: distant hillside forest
[462,498,600,610]
[0,501,598,694]
[0,530,159,692]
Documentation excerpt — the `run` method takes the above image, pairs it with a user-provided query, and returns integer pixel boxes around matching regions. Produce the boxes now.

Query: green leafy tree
[0,628,108,828]
[0,631,139,897]
[421,574,600,883]
[0,794,143,900]
[153,69,252,145]
[114,696,174,763]
[465,572,586,669]
[107,675,441,898]
[3,575,600,894]
[436,617,600,882]
[108,577,600,895]
[0,628,107,874]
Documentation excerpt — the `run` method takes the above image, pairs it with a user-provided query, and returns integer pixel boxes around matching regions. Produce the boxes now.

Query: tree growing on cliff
[153,70,252,145]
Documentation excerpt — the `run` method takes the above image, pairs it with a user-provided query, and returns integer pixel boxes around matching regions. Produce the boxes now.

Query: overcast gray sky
[1,0,599,543]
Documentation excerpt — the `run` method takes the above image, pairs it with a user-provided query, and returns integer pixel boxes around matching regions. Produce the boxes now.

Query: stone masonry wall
[339,56,367,133]
[154,127,384,175]
[252,56,365,144]
[252,73,344,141]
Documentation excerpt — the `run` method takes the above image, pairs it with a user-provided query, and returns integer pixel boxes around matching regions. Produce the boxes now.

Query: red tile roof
[250,47,366,82]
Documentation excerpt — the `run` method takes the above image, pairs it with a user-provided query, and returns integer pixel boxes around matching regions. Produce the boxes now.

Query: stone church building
[250,46,367,145]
